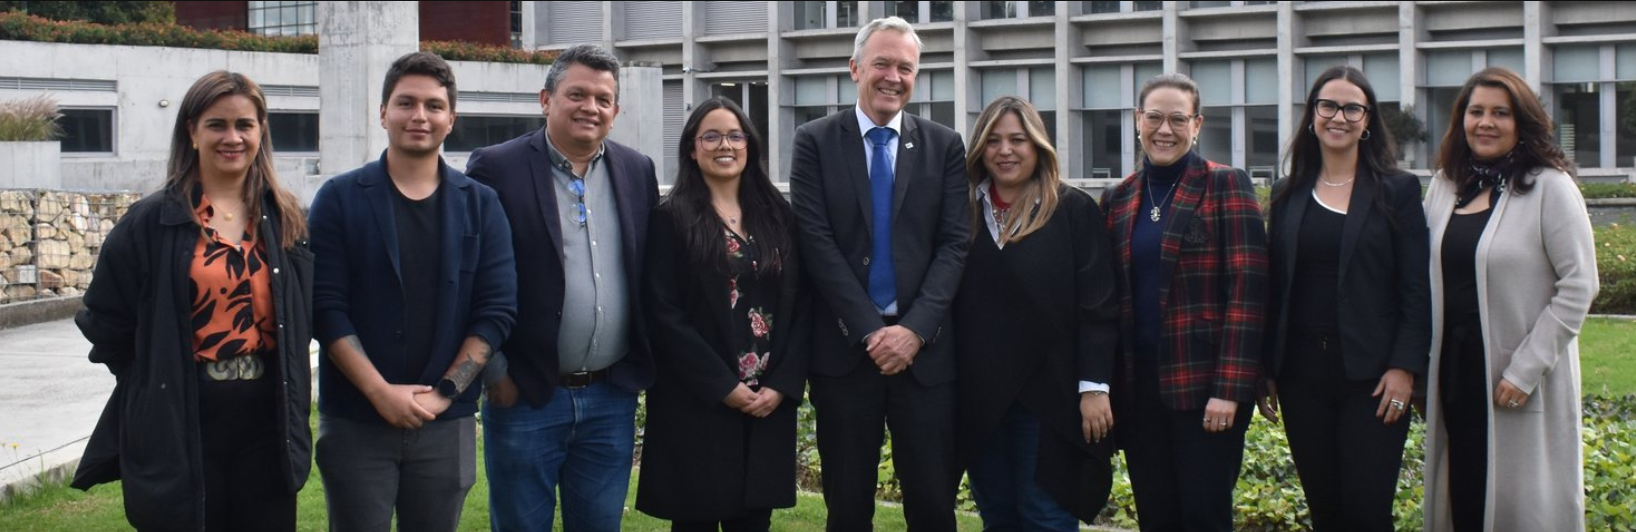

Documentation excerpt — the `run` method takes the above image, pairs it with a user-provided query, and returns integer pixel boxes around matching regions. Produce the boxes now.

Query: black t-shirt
[1289,194,1345,329]
[392,182,442,381]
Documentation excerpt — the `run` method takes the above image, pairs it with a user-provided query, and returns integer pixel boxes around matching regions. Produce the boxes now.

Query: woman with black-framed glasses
[635,97,812,532]
[1258,65,1430,532]
[1101,72,1269,531]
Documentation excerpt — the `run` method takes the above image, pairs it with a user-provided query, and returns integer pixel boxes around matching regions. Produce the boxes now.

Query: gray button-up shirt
[543,134,630,374]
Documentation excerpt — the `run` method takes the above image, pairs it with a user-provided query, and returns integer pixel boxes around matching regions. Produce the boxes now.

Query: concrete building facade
[7,1,1636,196]
[521,1,1636,185]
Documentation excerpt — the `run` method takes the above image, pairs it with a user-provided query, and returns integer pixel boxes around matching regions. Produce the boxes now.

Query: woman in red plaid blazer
[1100,73,1269,532]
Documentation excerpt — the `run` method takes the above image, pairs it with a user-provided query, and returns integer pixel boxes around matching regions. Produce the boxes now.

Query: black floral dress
[725,228,774,387]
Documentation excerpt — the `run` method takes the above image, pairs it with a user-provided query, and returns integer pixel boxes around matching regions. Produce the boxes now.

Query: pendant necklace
[1147,177,1180,222]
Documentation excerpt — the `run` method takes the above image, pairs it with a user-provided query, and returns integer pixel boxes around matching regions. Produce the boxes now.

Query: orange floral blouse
[188,195,276,362]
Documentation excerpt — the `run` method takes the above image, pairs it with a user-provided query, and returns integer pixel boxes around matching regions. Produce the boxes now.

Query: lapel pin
[904,142,914,150]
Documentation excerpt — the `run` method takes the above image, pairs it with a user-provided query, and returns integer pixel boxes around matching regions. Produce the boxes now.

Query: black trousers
[670,509,773,532]
[810,365,957,532]
[1119,360,1251,532]
[196,362,295,532]
[1440,325,1489,532]
[1279,328,1410,532]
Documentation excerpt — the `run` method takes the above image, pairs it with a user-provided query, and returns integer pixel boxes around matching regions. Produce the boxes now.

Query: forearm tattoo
[445,343,491,394]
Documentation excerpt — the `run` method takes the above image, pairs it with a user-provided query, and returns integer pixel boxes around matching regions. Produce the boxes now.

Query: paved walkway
[0,318,107,498]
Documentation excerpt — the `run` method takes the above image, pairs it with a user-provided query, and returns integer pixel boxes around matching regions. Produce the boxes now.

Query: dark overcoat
[634,200,812,521]
[72,190,314,531]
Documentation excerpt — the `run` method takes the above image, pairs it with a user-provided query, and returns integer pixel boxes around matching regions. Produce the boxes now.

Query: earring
[1308,123,1316,136]
[1137,133,1143,143]
[1193,135,1200,145]
[1361,129,1371,141]
[191,143,197,150]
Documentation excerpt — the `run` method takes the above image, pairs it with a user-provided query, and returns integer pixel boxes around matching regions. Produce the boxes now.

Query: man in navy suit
[789,16,971,531]
[465,44,660,532]
[308,52,518,530]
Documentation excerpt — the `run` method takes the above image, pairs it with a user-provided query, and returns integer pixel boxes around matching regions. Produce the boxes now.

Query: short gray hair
[545,44,622,102]
[851,17,922,63]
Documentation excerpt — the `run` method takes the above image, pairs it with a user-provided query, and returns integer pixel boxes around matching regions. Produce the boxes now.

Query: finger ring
[1218,420,1227,426]
[1390,399,1405,411]
[1508,400,1519,408]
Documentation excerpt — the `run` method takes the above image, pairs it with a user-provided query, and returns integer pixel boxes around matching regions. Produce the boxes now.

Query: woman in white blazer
[1422,67,1598,532]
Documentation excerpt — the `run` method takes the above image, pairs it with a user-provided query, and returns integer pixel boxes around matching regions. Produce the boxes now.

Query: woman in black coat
[954,96,1120,530]
[636,97,811,532]
[1257,65,1430,531]
[72,71,314,531]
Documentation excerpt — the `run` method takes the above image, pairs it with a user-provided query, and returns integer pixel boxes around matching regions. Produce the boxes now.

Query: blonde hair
[965,96,1060,244]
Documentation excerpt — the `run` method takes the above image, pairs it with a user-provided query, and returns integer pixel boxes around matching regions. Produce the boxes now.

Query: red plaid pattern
[1101,158,1269,411]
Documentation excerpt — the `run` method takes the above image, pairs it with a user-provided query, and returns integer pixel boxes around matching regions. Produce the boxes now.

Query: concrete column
[767,1,792,182]
[317,1,418,191]
[1162,2,1181,74]
[681,2,713,113]
[1399,2,1424,168]
[1277,2,1298,172]
[1054,6,1078,179]
[952,2,976,137]
[608,65,665,164]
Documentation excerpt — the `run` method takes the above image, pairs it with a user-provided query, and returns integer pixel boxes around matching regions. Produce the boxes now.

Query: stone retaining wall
[0,189,141,303]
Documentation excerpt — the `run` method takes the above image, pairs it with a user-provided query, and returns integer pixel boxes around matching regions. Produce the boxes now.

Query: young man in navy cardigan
[307,52,517,530]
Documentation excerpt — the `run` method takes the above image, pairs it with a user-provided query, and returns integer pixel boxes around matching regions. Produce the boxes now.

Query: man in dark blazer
[464,44,659,532]
[309,52,518,529]
[789,16,971,531]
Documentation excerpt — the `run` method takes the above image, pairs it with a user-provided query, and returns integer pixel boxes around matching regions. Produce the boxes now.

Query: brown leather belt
[560,369,609,389]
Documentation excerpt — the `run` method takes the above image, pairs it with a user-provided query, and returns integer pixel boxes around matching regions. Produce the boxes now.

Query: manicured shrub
[1594,223,1636,315]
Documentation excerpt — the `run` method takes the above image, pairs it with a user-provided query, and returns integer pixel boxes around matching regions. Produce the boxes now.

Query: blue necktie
[866,126,897,312]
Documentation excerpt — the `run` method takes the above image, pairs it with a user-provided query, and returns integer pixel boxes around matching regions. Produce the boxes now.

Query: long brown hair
[965,96,1060,244]
[165,71,307,248]
[1433,67,1575,194]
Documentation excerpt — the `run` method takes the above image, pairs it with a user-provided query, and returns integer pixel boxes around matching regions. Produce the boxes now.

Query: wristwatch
[437,377,461,399]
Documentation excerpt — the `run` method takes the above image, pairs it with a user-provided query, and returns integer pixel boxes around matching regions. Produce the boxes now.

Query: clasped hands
[866,325,922,376]
[723,384,785,418]
[369,383,450,430]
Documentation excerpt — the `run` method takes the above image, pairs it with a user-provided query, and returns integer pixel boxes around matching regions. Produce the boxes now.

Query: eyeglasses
[697,131,749,149]
[1138,109,1197,131]
[1314,99,1370,122]
[568,177,587,227]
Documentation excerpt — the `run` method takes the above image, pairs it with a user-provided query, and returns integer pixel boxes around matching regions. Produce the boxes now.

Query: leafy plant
[1581,183,1636,200]
[0,94,62,141]
[1383,104,1427,145]
[1593,222,1636,315]
[0,1,173,25]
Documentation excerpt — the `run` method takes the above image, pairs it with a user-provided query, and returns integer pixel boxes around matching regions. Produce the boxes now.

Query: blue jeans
[483,382,638,532]
[966,405,1080,532]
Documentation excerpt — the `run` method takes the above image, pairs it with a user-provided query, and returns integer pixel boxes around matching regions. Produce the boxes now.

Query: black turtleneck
[1132,150,1199,366]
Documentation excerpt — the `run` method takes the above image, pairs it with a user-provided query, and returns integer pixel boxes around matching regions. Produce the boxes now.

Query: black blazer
[635,200,812,520]
[1263,170,1431,381]
[789,110,971,385]
[466,129,660,408]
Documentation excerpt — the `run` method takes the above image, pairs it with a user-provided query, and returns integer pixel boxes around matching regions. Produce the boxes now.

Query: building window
[1135,2,1162,11]
[509,1,523,47]
[248,1,316,36]
[1191,1,1231,8]
[1190,57,1278,176]
[1617,81,1636,168]
[887,1,955,23]
[268,112,318,153]
[1087,1,1122,14]
[908,70,956,131]
[982,1,1053,19]
[795,1,858,29]
[1080,62,1160,179]
[444,115,545,153]
[58,108,115,154]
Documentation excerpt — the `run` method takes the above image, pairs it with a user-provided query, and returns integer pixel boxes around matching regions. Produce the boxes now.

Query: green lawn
[0,436,985,531]
[1580,317,1636,397]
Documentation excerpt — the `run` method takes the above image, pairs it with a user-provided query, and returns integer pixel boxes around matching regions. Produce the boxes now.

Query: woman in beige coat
[1422,67,1597,532]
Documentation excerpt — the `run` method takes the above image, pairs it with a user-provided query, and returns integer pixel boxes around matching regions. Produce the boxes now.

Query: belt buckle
[563,371,592,390]
[205,355,264,381]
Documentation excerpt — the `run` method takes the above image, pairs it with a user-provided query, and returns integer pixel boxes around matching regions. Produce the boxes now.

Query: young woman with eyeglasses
[1100,73,1269,531]
[635,97,811,532]
[1257,65,1431,531]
